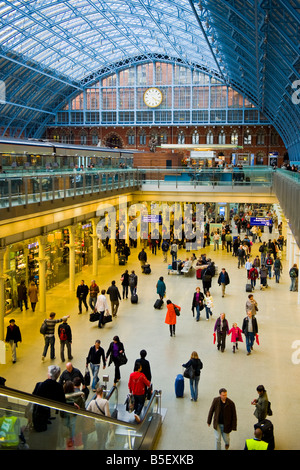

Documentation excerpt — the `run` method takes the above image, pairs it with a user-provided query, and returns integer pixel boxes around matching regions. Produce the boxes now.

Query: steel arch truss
[195,0,300,159]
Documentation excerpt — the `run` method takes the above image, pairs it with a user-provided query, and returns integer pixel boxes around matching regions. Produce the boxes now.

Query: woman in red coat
[165,300,181,337]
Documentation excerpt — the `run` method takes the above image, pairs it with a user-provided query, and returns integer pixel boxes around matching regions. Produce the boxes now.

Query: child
[204,291,214,320]
[228,322,243,353]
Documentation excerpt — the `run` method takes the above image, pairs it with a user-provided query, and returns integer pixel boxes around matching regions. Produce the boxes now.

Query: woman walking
[191,287,204,322]
[106,335,125,386]
[156,276,166,300]
[214,313,229,352]
[28,280,38,312]
[182,351,203,401]
[121,270,129,299]
[165,300,181,337]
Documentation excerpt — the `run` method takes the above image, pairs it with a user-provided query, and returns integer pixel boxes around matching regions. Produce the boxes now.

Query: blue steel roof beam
[0,49,82,90]
[83,0,153,62]
[1,1,107,77]
[189,0,229,82]
[135,0,211,72]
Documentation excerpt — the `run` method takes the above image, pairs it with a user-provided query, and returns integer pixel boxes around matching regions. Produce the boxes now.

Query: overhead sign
[142,214,162,223]
[250,217,272,226]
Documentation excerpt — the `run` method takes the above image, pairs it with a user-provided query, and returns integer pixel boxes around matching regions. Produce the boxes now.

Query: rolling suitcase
[246,283,252,292]
[154,298,163,309]
[175,374,184,398]
[119,255,126,265]
[254,419,275,450]
[196,268,202,280]
[172,260,178,270]
[144,264,151,274]
[131,294,138,304]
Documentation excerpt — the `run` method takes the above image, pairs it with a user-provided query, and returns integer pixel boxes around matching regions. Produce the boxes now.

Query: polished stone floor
[1,227,300,450]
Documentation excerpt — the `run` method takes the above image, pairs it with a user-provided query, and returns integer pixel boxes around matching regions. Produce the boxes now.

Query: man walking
[5,319,22,364]
[242,311,258,355]
[107,281,121,317]
[58,317,73,362]
[41,312,70,361]
[207,388,237,450]
[217,268,230,297]
[86,340,106,392]
[76,280,89,314]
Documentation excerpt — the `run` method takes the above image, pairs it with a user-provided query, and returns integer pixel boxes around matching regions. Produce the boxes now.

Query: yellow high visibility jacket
[246,438,268,450]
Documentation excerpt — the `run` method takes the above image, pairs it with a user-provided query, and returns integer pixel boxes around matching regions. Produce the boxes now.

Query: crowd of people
[3,203,296,450]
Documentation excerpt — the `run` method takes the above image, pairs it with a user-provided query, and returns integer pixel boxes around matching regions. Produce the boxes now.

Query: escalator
[0,385,163,450]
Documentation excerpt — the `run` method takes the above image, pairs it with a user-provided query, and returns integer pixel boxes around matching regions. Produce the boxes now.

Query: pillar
[37,235,47,314]
[67,225,76,292]
[91,218,100,277]
[0,247,7,341]
[111,238,116,265]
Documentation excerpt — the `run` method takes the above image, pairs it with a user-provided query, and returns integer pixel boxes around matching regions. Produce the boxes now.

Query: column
[0,247,7,341]
[111,238,116,265]
[91,218,100,277]
[67,225,76,292]
[296,247,300,305]
[287,230,293,263]
[37,235,47,313]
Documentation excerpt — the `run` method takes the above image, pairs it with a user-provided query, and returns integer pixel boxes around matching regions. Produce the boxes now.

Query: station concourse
[1,215,300,450]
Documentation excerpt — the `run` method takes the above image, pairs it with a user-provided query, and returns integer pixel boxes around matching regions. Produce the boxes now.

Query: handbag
[183,365,195,379]
[118,352,128,366]
[125,393,135,413]
[102,314,112,324]
[173,304,180,316]
[267,401,273,416]
[84,367,91,386]
[89,312,100,322]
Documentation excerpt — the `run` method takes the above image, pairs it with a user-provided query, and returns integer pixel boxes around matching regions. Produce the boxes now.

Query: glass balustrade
[0,386,162,450]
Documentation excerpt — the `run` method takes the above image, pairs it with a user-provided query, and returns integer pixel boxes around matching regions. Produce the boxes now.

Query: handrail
[0,384,161,428]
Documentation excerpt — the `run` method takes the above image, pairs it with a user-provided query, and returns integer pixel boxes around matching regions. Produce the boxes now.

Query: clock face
[143,87,163,108]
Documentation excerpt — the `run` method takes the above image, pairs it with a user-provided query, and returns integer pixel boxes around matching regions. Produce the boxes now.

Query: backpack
[266,258,273,265]
[290,268,297,278]
[40,321,47,335]
[59,326,67,341]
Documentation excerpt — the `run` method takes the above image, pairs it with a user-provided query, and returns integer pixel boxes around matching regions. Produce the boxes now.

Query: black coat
[242,316,258,335]
[5,324,21,343]
[106,341,124,366]
[192,292,205,310]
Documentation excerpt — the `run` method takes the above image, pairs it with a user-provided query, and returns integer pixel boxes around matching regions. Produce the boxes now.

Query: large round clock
[143,87,163,108]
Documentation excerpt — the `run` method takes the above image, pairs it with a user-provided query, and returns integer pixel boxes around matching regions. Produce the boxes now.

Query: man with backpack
[41,312,70,362]
[58,317,73,362]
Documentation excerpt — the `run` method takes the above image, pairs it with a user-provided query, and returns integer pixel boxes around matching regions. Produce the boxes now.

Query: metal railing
[0,169,141,210]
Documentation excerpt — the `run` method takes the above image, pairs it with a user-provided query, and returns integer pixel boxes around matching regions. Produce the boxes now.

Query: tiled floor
[1,227,300,450]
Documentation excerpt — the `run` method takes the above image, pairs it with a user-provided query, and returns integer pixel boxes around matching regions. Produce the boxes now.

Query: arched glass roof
[0,0,299,159]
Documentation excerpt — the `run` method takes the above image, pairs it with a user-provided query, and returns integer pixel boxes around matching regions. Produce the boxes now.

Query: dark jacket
[214,316,229,334]
[107,284,121,301]
[138,250,147,261]
[106,341,125,366]
[242,315,258,335]
[182,358,203,377]
[86,345,106,366]
[57,322,72,342]
[77,283,89,298]
[207,396,237,434]
[191,291,205,310]
[59,367,85,386]
[218,271,230,285]
[5,324,22,344]
[134,357,152,382]
[17,283,27,300]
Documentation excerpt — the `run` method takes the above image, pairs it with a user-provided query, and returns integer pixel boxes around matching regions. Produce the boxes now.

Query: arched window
[192,130,199,144]
[206,130,213,144]
[231,130,238,145]
[127,131,135,146]
[244,130,252,145]
[178,131,185,144]
[138,130,146,146]
[257,131,265,145]
[218,130,226,145]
